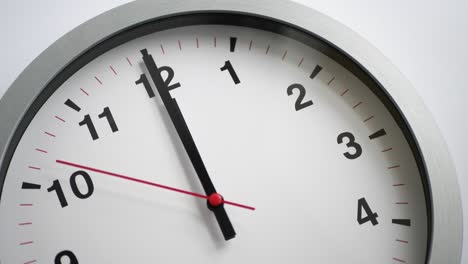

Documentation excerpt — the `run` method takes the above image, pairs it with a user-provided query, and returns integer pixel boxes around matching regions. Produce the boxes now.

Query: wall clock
[0,0,462,263]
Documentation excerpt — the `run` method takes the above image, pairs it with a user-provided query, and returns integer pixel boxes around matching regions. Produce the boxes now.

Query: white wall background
[1,0,467,262]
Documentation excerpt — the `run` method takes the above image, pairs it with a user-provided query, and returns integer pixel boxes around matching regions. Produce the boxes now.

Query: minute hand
[140,49,236,240]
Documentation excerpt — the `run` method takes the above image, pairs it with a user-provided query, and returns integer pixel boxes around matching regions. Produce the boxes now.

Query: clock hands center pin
[140,48,240,240]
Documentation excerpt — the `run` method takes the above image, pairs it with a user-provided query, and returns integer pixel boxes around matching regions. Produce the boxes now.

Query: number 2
[287,83,313,111]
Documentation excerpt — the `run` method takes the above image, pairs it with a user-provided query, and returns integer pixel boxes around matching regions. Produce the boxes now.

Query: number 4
[357,197,379,226]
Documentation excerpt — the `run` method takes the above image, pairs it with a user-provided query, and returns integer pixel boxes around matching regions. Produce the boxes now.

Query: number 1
[98,107,118,132]
[220,60,240,84]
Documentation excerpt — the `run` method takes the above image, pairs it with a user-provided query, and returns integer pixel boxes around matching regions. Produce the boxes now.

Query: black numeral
[136,66,180,98]
[70,171,94,199]
[220,60,240,84]
[357,198,379,226]
[337,132,362,159]
[55,250,78,264]
[47,180,68,208]
[135,74,155,98]
[79,107,118,140]
[48,171,94,208]
[287,84,313,111]
[98,107,119,132]
[78,115,98,140]
[159,66,181,90]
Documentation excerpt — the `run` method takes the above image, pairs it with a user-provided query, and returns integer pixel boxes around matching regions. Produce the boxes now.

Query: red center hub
[208,193,224,207]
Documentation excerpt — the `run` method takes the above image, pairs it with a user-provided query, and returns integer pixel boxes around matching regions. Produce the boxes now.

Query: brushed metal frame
[0,0,462,262]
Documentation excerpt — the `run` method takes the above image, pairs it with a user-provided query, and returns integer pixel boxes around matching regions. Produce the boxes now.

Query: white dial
[0,18,429,263]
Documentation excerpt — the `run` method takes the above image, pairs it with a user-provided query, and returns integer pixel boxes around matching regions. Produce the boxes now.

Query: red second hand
[56,159,255,211]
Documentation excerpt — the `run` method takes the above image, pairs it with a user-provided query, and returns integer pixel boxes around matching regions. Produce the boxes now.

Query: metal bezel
[0,0,462,262]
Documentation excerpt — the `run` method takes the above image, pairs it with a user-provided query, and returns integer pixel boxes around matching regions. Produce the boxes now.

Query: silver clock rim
[0,0,462,262]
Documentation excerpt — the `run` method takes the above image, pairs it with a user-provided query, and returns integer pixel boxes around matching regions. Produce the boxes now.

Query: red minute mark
[80,88,90,96]
[55,115,66,122]
[44,131,56,138]
[297,57,304,67]
[55,159,255,211]
[19,241,33,246]
[95,76,103,85]
[126,57,133,66]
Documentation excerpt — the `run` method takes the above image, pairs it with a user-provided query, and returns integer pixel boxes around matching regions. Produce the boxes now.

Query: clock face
[0,14,430,263]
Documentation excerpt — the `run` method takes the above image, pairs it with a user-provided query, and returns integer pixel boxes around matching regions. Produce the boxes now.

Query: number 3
[337,132,362,159]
